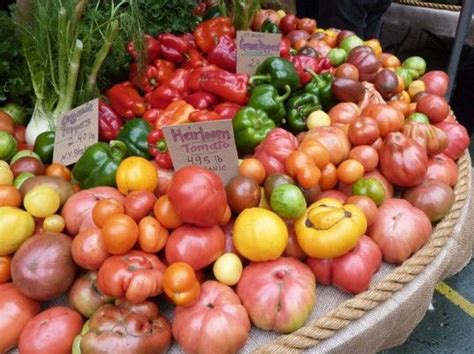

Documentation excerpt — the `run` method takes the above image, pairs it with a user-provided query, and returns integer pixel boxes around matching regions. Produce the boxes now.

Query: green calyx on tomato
[0,131,17,162]
[352,178,385,206]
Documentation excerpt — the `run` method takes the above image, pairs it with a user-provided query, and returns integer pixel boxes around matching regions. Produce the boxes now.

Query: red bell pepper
[127,34,161,64]
[185,91,218,110]
[106,82,146,119]
[98,100,124,141]
[289,55,319,85]
[199,68,249,105]
[182,48,208,71]
[153,59,176,85]
[207,35,237,73]
[157,34,189,63]
[129,64,160,93]
[194,17,236,53]
[280,37,291,59]
[148,129,173,170]
[154,100,195,130]
[188,65,219,92]
[143,108,161,126]
[317,57,332,73]
[189,110,222,122]
[148,85,181,109]
[179,33,197,49]
[164,69,190,96]
[214,102,242,120]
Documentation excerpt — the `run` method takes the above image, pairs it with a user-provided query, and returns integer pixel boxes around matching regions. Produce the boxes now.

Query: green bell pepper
[285,92,321,133]
[72,140,127,189]
[248,84,291,125]
[304,70,335,111]
[33,131,55,164]
[232,107,275,155]
[250,57,300,93]
[117,119,152,159]
[0,131,17,162]
[261,19,280,33]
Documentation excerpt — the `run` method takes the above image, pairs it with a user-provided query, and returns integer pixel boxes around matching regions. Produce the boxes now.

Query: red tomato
[18,306,84,354]
[168,166,227,227]
[416,94,449,123]
[0,283,40,353]
[0,111,15,134]
[361,104,404,137]
[435,121,470,161]
[348,116,380,146]
[425,153,458,187]
[279,14,298,34]
[71,228,110,270]
[124,190,157,222]
[421,70,449,96]
[239,158,266,185]
[346,195,378,226]
[165,224,225,271]
[348,145,379,172]
[102,214,139,255]
[328,102,361,125]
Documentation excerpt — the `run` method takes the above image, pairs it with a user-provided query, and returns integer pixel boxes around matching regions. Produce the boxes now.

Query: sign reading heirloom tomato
[53,98,99,166]
[236,31,281,75]
[163,120,239,184]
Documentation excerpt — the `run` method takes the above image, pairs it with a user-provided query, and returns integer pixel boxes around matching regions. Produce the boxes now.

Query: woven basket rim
[256,151,472,353]
[393,0,462,11]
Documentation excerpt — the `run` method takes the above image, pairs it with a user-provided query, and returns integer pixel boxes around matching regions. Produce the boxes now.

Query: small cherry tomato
[153,195,183,229]
[138,216,169,253]
[92,198,125,228]
[238,158,266,185]
[45,163,72,180]
[102,214,139,255]
[43,214,66,233]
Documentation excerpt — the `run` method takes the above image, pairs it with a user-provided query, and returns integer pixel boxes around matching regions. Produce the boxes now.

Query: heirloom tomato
[0,206,35,256]
[102,213,139,255]
[71,228,110,270]
[435,121,470,161]
[153,195,183,229]
[116,156,158,194]
[138,216,168,253]
[425,154,458,187]
[92,198,124,228]
[163,262,200,306]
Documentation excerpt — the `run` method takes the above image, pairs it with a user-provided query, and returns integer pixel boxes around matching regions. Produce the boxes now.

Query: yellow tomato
[0,165,13,185]
[0,206,35,255]
[116,156,158,194]
[364,39,382,59]
[408,80,426,98]
[295,198,367,259]
[213,253,243,286]
[307,110,331,129]
[276,10,286,18]
[24,185,61,218]
[233,207,288,261]
[43,214,66,233]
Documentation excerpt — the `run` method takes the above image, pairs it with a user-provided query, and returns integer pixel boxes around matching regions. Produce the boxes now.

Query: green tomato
[23,185,61,218]
[352,178,385,206]
[328,48,347,67]
[395,67,413,88]
[402,56,427,80]
[270,184,307,219]
[0,103,29,126]
[10,150,41,165]
[0,131,17,162]
[406,112,429,124]
[13,172,35,189]
[33,131,55,164]
[340,35,364,53]
[213,253,243,286]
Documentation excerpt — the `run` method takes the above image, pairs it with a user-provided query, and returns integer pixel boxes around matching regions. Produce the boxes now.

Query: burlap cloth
[14,156,472,354]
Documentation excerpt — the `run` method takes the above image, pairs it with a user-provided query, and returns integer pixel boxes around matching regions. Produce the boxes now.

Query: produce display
[0,1,471,353]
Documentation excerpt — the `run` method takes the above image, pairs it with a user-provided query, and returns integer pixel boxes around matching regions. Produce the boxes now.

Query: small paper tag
[236,30,281,75]
[53,98,99,166]
[163,120,239,184]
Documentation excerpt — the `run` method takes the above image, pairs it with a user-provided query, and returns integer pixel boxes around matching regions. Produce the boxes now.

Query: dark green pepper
[304,70,335,111]
[33,131,55,164]
[261,19,280,33]
[248,84,291,125]
[250,57,300,93]
[117,119,152,159]
[232,107,275,155]
[285,92,321,133]
[72,140,127,189]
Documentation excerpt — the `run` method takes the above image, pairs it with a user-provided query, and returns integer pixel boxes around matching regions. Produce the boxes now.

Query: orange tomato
[138,216,169,253]
[102,214,138,255]
[293,39,308,51]
[320,163,338,190]
[380,53,401,69]
[45,163,72,180]
[337,159,365,184]
[239,158,266,185]
[0,256,11,284]
[0,185,22,207]
[364,39,382,59]
[299,140,330,170]
[219,204,232,226]
[153,195,183,229]
[388,100,411,117]
[286,151,321,189]
[92,198,125,228]
[163,262,200,306]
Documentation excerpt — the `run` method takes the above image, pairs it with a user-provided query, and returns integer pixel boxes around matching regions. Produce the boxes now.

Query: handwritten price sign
[163,120,239,184]
[53,99,99,166]
[236,31,281,75]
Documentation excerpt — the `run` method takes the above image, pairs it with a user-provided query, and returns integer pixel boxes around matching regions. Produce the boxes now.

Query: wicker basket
[394,0,462,11]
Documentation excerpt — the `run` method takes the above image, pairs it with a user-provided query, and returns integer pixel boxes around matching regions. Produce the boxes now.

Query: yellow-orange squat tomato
[116,157,158,195]
[295,198,367,259]
[233,207,288,262]
[0,207,35,256]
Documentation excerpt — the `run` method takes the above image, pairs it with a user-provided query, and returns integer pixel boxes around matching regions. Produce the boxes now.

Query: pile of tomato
[0,6,472,354]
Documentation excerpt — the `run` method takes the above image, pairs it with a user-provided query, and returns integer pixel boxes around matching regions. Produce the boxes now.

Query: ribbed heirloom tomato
[163,262,200,306]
